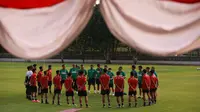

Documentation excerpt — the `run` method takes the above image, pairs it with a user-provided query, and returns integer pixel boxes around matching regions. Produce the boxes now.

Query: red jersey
[76,75,87,91]
[41,75,48,89]
[47,69,52,81]
[142,74,151,90]
[128,76,138,91]
[114,76,124,92]
[100,74,110,90]
[53,75,62,90]
[30,73,37,86]
[65,77,73,92]
[37,71,43,83]
[150,74,158,89]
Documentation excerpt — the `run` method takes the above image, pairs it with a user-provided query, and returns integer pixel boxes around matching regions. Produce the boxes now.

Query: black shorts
[41,88,48,93]
[78,91,87,96]
[48,81,52,86]
[61,80,65,85]
[54,89,61,94]
[38,82,41,87]
[143,89,150,93]
[31,86,37,92]
[150,88,157,93]
[101,89,110,95]
[138,83,142,88]
[66,91,74,96]
[109,83,113,88]
[96,79,100,85]
[129,91,137,96]
[88,78,95,85]
[115,92,124,97]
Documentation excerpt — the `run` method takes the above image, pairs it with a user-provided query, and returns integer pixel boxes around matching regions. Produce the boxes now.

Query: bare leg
[88,85,91,92]
[102,95,105,107]
[107,94,110,106]
[41,93,44,103]
[134,95,137,107]
[45,93,48,104]
[116,97,120,107]
[85,96,88,107]
[121,96,124,107]
[67,96,69,104]
[147,92,151,105]
[52,94,56,104]
[79,96,82,107]
[143,93,146,106]
[72,96,75,105]
[139,88,142,97]
[58,93,61,105]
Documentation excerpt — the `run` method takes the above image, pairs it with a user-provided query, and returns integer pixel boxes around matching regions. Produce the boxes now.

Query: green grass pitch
[0,62,200,112]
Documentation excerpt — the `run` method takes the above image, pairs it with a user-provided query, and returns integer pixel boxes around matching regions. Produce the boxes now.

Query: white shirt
[26,70,33,78]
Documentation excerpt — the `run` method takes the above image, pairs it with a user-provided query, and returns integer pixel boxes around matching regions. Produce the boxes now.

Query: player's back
[53,75,61,89]
[128,77,138,91]
[77,75,86,85]
[150,74,158,89]
[47,69,52,81]
[41,75,48,88]
[65,77,73,91]
[142,74,151,89]
[30,73,37,86]
[37,71,43,82]
[114,76,124,89]
[100,74,110,89]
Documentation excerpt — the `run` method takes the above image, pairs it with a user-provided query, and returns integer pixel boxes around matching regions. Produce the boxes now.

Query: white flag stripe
[0,0,96,59]
[100,0,200,56]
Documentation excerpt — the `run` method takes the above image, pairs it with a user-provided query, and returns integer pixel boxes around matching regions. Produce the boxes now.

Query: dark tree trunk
[60,52,64,63]
[104,49,111,64]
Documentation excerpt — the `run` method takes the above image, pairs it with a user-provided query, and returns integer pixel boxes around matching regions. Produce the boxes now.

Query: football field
[0,62,199,112]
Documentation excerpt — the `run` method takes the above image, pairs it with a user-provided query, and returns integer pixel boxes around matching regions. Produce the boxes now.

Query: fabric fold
[0,0,96,59]
[100,0,200,56]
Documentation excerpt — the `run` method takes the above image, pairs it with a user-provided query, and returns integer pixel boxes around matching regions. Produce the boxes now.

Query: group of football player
[24,64,159,108]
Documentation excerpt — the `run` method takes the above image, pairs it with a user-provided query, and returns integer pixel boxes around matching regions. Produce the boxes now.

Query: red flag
[0,0,64,8]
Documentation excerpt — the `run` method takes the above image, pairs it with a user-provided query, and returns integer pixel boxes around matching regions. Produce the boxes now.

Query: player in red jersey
[47,65,52,94]
[52,70,62,105]
[76,70,89,108]
[142,69,151,106]
[41,71,49,104]
[100,69,111,108]
[150,70,158,104]
[30,69,40,102]
[114,71,125,108]
[65,73,76,106]
[128,72,138,107]
[37,66,43,95]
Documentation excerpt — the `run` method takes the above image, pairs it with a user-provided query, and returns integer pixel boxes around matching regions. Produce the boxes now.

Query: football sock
[86,104,88,107]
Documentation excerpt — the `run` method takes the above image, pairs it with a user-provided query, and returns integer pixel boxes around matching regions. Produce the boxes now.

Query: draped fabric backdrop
[0,0,200,59]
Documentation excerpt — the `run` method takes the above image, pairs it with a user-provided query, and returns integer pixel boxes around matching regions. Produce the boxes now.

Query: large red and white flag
[0,0,96,59]
[100,0,200,56]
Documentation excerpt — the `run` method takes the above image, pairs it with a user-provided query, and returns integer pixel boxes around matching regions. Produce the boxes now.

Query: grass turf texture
[0,62,200,112]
